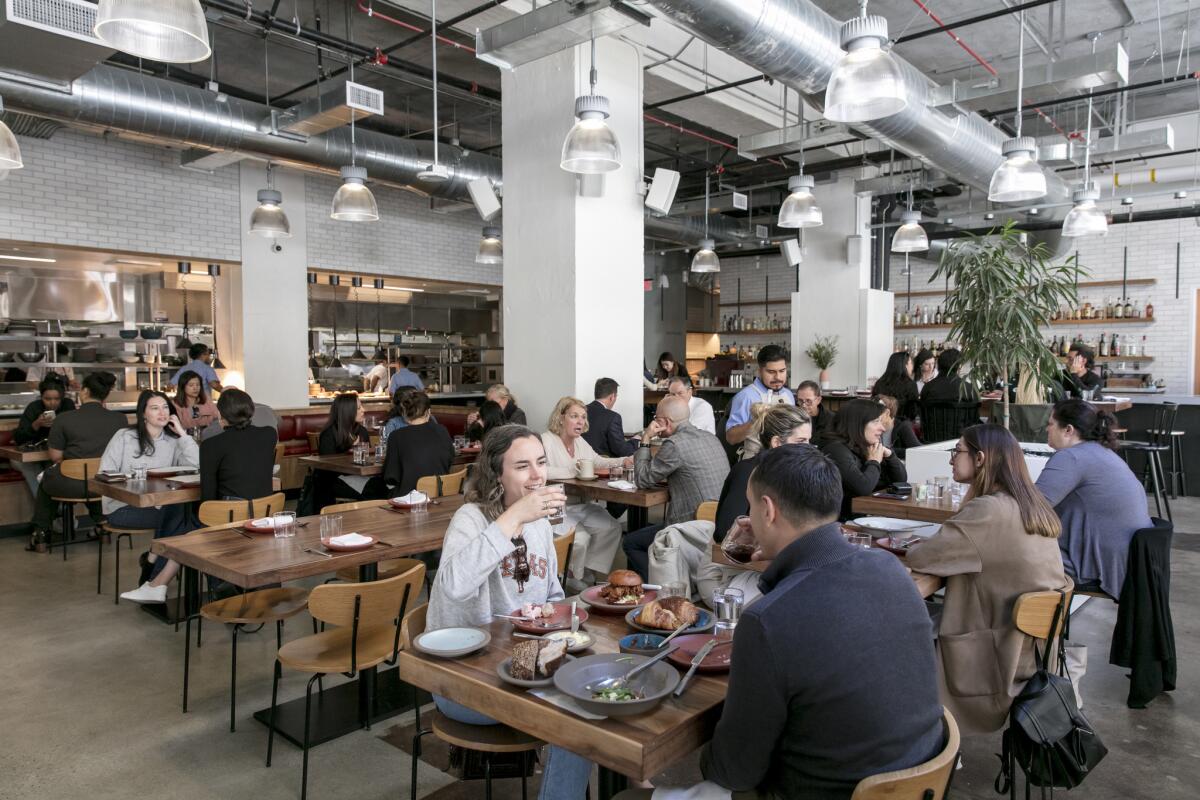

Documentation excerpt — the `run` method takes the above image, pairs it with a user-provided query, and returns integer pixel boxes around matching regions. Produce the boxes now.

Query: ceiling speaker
[645,168,680,215]
[467,176,502,221]
[781,237,802,266]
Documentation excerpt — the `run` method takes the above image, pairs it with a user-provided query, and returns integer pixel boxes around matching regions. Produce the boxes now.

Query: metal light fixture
[778,175,823,228]
[372,278,387,361]
[307,273,321,371]
[1062,183,1107,238]
[249,163,291,238]
[328,275,343,369]
[561,35,621,174]
[476,226,503,265]
[891,210,928,253]
[95,0,211,64]
[417,0,451,183]
[825,0,907,123]
[988,10,1046,203]
[691,173,720,272]
[331,59,379,221]
[0,96,22,170]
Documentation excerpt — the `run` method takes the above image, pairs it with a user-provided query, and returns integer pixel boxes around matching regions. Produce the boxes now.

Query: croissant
[636,597,700,630]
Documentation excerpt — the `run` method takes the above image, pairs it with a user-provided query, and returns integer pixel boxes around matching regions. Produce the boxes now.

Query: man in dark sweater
[620,445,945,799]
[584,377,638,457]
[919,348,975,403]
[796,380,834,445]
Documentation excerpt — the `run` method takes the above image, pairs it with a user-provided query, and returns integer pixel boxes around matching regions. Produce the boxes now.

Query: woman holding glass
[427,425,591,799]
[906,424,1068,734]
[819,398,907,520]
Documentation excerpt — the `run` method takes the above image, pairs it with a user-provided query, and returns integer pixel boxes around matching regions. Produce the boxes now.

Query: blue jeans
[432,696,592,799]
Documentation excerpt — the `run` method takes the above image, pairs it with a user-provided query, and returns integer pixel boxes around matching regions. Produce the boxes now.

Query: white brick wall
[717,252,796,349]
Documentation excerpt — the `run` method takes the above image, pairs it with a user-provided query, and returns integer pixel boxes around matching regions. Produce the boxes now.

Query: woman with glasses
[427,425,591,799]
[906,424,1068,734]
[819,398,907,520]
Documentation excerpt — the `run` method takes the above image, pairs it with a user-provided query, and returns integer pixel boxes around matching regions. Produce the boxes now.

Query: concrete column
[500,37,646,433]
[225,162,310,409]
[790,175,894,388]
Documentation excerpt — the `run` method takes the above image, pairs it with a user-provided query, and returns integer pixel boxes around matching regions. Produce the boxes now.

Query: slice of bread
[510,639,569,680]
[536,639,568,678]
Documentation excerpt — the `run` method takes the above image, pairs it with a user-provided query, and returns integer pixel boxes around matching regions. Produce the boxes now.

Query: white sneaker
[121,582,168,604]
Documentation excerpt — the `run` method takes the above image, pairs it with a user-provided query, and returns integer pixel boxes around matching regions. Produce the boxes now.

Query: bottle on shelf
[1098,333,1108,357]
[1145,299,1154,319]
[934,305,942,324]
[1110,332,1119,357]
[1124,297,1133,318]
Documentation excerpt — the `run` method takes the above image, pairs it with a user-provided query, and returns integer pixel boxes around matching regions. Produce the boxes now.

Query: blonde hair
[546,396,589,436]
[487,383,516,407]
[754,404,812,449]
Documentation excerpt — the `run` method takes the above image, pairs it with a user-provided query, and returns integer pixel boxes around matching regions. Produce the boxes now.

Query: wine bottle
[1114,299,1123,319]
[1124,297,1133,317]
[1111,333,1119,357]
[934,305,942,324]
[1099,333,1108,357]
[1145,300,1154,319]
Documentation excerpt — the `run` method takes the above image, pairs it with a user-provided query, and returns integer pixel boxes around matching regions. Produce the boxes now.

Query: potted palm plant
[932,222,1083,427]
[805,335,839,390]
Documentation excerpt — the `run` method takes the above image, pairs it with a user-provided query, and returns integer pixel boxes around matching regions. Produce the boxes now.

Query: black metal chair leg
[230,625,239,732]
[301,673,321,800]
[1148,451,1165,519]
[183,614,192,713]
[96,532,103,594]
[277,619,283,650]
[266,659,281,767]
[521,751,528,800]
[114,533,130,604]
[411,728,432,800]
[1154,451,1173,522]
[484,753,493,800]
[197,613,203,649]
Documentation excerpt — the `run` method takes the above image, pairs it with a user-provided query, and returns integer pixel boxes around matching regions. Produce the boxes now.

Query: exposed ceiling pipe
[0,66,747,246]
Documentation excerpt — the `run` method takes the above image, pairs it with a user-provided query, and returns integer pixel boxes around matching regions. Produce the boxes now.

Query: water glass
[659,581,686,599]
[712,587,744,641]
[933,476,948,500]
[273,511,296,539]
[848,533,873,550]
[609,464,624,482]
[375,443,386,461]
[546,481,565,526]
[320,514,342,546]
[132,466,147,482]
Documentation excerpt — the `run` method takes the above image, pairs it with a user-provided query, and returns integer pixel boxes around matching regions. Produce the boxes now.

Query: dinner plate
[873,536,920,556]
[414,627,491,659]
[624,605,714,635]
[495,654,575,688]
[852,517,939,536]
[389,498,429,510]
[666,634,733,673]
[580,585,658,614]
[508,604,589,634]
[574,475,599,481]
[323,534,376,552]
[242,520,276,534]
[147,466,198,478]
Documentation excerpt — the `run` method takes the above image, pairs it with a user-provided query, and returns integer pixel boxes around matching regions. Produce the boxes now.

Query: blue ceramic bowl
[118,329,139,340]
[618,633,665,657]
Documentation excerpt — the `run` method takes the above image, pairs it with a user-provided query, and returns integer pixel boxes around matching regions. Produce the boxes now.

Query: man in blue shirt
[725,344,794,445]
[388,355,424,394]
[169,343,223,393]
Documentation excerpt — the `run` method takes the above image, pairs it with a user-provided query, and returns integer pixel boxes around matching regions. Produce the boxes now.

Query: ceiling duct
[276,80,384,137]
[0,0,116,84]
[476,0,652,71]
[642,0,1072,257]
[0,110,61,139]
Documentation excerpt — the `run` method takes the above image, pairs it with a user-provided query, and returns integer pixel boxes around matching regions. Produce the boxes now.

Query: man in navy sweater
[618,444,945,799]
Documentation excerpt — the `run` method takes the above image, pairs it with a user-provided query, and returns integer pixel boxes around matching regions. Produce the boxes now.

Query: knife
[673,639,719,697]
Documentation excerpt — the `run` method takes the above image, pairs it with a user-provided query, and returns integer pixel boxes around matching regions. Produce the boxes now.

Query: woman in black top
[874,394,922,460]
[653,351,689,384]
[384,391,455,495]
[713,405,812,541]
[200,388,277,502]
[872,351,919,421]
[315,392,375,509]
[820,398,908,520]
[11,377,75,497]
[466,400,505,444]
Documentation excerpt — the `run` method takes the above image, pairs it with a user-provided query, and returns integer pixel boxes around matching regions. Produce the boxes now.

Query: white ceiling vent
[1,0,115,83]
[278,80,384,137]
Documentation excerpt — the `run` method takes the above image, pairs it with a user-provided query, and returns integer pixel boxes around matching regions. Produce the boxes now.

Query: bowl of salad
[553,653,680,717]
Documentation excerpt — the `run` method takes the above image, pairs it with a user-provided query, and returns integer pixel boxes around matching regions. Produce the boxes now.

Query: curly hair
[545,396,589,436]
[464,425,543,521]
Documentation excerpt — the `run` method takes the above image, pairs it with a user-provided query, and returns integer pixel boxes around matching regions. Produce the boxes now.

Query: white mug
[576,458,595,479]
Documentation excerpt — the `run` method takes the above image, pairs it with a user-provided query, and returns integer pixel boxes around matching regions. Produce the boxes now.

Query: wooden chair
[51,458,114,592]
[403,603,543,800]
[695,500,718,523]
[266,564,425,800]
[415,467,469,498]
[197,493,287,527]
[322,499,426,585]
[1013,587,1075,641]
[273,442,285,467]
[850,708,960,799]
[554,527,577,585]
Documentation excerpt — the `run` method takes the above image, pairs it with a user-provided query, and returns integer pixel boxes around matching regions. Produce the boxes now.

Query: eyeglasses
[511,536,530,592]
[951,447,972,457]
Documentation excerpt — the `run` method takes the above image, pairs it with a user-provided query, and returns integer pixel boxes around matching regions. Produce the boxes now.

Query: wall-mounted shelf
[719,329,792,335]
[892,277,1157,300]
[896,317,1155,330]
[718,299,793,308]
[1056,355,1153,363]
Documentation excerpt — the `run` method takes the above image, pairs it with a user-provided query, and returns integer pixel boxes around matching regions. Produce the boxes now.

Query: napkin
[651,783,733,800]
[330,532,373,547]
[249,517,275,528]
[393,490,430,504]
[168,474,201,485]
[606,480,637,491]
[526,688,606,720]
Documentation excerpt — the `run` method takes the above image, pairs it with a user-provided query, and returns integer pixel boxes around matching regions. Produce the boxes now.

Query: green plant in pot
[932,221,1083,428]
[805,335,839,390]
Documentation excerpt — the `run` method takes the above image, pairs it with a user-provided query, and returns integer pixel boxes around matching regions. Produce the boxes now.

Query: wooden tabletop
[299,450,478,478]
[980,396,1132,416]
[151,495,465,588]
[558,478,669,509]
[397,611,728,781]
[0,445,51,463]
[850,492,958,524]
[88,476,282,508]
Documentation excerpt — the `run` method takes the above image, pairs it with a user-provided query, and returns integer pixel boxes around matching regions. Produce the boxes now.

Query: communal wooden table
[557,477,670,529]
[0,444,51,463]
[850,492,959,524]
[87,475,282,508]
[152,495,466,747]
[398,610,728,798]
[299,449,479,478]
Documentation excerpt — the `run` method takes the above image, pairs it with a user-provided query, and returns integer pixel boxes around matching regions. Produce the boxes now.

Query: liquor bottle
[934,305,943,324]
[1111,333,1119,357]
[1145,300,1154,319]
[1104,297,1112,318]
[1099,333,1108,357]
[1124,297,1133,318]
[1114,299,1123,319]
[1141,335,1148,355]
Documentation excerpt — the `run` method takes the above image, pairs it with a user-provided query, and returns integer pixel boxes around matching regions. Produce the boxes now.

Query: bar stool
[1163,430,1187,499]
[49,457,102,564]
[1119,402,1176,523]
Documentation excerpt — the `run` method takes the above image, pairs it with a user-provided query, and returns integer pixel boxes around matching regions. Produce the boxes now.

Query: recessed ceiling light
[382,285,426,293]
[0,254,56,263]
[108,257,164,267]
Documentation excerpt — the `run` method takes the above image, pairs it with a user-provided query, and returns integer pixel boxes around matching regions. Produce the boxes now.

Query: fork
[302,547,333,559]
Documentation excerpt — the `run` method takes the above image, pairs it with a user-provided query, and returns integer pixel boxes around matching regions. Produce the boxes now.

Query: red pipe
[357,1,475,53]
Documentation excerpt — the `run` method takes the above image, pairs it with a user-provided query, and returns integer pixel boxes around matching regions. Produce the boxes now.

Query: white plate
[414,627,491,658]
[853,517,940,535]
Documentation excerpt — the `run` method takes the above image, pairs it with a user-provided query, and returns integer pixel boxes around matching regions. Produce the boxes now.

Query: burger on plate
[597,569,645,605]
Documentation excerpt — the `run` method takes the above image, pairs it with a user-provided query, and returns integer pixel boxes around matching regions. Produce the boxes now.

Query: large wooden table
[398,610,727,797]
[152,495,465,747]
[88,476,282,508]
[0,444,51,463]
[558,477,669,529]
[298,449,479,478]
[850,492,959,524]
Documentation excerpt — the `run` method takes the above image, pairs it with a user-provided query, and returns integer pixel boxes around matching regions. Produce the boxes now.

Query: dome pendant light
[988,10,1046,203]
[330,62,378,221]
[0,96,23,170]
[691,174,720,272]
[561,35,621,174]
[777,88,823,228]
[417,0,451,183]
[476,226,503,265]
[891,209,929,253]
[249,163,291,238]
[825,0,908,123]
[95,0,211,64]
[1063,34,1107,238]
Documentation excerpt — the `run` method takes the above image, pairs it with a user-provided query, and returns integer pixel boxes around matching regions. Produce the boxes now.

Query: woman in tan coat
[906,423,1069,734]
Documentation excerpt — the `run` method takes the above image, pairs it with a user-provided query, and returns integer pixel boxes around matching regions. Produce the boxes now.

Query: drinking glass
[132,466,147,482]
[712,587,744,641]
[609,464,624,482]
[659,582,686,599]
[320,514,342,546]
[933,476,948,500]
[848,533,872,550]
[273,511,297,539]
[546,481,566,526]
[375,443,386,461]
[721,516,758,564]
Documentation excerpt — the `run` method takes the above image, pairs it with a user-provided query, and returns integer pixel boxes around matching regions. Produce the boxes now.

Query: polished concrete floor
[2,499,1198,800]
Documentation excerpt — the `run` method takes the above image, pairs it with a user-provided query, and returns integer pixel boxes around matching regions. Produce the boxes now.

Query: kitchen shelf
[892,277,1157,300]
[896,317,1155,330]
[719,329,793,335]
[718,299,793,308]
[15,361,171,369]
[1056,355,1153,363]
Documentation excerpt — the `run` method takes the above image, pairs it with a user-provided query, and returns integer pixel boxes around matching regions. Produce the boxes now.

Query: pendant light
[177,262,193,350]
[328,275,343,369]
[249,162,291,238]
[307,273,320,371]
[417,0,451,183]
[372,279,388,362]
[988,10,1046,203]
[476,226,503,265]
[691,173,720,273]
[1063,34,1107,238]
[331,60,379,221]
[825,0,908,123]
[560,34,621,174]
[778,88,823,228]
[95,0,211,64]
[0,96,23,170]
[350,276,366,360]
[891,182,928,253]
[207,264,225,369]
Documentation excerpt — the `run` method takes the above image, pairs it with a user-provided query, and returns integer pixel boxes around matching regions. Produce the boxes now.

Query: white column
[226,162,311,409]
[790,175,894,387]
[501,37,645,431]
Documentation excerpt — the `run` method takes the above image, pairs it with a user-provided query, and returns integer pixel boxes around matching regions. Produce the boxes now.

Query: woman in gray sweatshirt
[426,425,591,800]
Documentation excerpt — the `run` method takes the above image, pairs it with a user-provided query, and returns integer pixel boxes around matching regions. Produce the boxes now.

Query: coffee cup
[576,458,595,479]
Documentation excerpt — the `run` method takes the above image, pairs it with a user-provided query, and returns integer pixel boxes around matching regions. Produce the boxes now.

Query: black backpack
[994,590,1108,799]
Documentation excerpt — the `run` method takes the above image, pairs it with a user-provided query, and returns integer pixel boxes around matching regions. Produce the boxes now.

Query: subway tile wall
[716,253,796,347]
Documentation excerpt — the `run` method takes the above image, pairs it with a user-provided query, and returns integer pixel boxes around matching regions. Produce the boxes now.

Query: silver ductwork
[0,65,747,246]
[642,0,1072,256]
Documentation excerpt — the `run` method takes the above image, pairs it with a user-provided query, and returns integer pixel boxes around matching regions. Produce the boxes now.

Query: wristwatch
[639,442,652,449]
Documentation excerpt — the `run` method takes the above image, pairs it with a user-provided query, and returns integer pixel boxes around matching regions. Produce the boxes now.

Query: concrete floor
[2,500,1198,800]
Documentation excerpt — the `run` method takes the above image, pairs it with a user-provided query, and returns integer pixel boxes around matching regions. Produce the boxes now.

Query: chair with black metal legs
[49,458,104,581]
[553,527,576,586]
[266,563,425,800]
[1119,401,1176,523]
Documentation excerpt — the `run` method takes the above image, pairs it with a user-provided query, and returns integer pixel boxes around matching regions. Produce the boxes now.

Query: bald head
[655,395,691,436]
